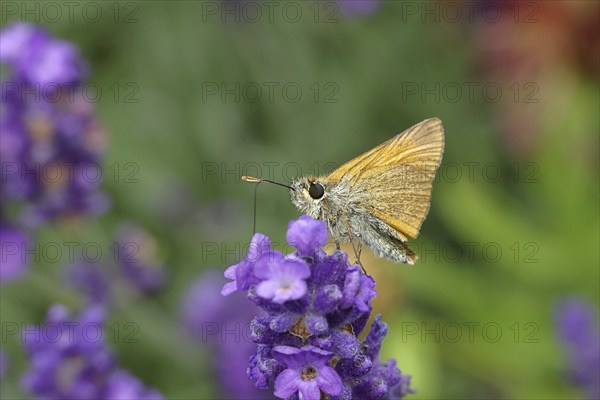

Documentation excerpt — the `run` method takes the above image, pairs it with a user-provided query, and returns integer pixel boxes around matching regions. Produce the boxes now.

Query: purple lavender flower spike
[0,22,38,64]
[273,345,343,399]
[21,304,162,399]
[1,23,108,228]
[0,223,30,284]
[338,0,382,17]
[182,270,274,399]
[114,222,168,294]
[1,22,85,86]
[64,262,111,306]
[22,36,85,87]
[555,298,600,400]
[104,370,163,400]
[223,215,414,399]
[21,304,114,398]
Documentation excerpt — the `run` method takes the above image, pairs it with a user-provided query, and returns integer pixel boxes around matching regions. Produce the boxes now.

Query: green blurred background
[1,1,598,399]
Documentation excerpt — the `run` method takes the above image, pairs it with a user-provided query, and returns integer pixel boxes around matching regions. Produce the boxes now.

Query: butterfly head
[290,176,327,217]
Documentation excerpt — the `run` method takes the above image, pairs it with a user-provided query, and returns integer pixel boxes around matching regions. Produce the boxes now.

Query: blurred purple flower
[21,304,162,400]
[224,215,414,399]
[1,22,85,86]
[21,304,114,398]
[114,222,168,294]
[104,370,163,400]
[181,269,273,399]
[0,223,30,284]
[338,0,382,16]
[1,22,108,228]
[65,262,111,306]
[555,298,600,400]
[0,22,36,64]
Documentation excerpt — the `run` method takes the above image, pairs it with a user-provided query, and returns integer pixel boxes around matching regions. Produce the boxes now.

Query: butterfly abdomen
[358,213,417,264]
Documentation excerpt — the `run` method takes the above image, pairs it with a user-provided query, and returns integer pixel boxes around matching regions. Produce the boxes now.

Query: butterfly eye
[308,182,325,199]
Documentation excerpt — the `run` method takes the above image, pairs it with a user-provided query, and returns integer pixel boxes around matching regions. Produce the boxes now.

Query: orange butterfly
[244,118,444,265]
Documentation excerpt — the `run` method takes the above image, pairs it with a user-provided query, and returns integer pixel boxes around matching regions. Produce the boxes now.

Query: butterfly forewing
[325,118,444,239]
[362,164,434,239]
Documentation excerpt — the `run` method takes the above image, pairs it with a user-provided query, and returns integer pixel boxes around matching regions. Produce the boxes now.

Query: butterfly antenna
[242,176,294,190]
[242,176,294,235]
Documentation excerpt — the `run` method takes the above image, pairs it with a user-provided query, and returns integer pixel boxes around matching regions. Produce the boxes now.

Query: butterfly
[244,118,444,265]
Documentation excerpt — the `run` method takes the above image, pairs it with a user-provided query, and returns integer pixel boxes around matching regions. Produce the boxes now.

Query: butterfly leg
[341,212,366,273]
[335,241,341,251]
[354,242,366,273]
